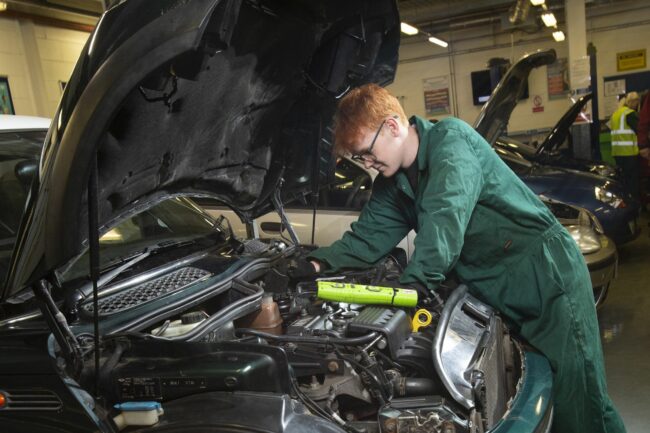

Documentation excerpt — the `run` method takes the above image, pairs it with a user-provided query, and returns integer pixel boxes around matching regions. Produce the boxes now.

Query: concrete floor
[599,211,650,433]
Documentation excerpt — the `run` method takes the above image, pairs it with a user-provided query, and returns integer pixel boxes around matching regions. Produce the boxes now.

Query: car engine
[69,241,522,433]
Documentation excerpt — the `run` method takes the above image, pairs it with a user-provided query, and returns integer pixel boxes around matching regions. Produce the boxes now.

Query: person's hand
[399,282,446,309]
[640,147,650,160]
[399,281,428,294]
[287,258,318,279]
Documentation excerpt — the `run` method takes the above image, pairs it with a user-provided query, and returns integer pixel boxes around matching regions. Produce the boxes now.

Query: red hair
[333,83,407,154]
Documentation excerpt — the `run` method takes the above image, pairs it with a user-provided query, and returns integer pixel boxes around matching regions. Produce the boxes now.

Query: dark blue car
[474,49,640,245]
[497,146,639,244]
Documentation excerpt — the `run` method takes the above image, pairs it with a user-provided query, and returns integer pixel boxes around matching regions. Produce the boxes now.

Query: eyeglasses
[351,120,386,162]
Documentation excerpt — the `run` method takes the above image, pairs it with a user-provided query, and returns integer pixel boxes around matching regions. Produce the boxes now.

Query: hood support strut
[310,120,323,245]
[88,154,102,398]
[271,179,300,245]
[33,280,83,375]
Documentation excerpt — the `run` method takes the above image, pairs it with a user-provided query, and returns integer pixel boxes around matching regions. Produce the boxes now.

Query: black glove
[287,257,318,279]
[401,281,427,294]
[400,282,445,309]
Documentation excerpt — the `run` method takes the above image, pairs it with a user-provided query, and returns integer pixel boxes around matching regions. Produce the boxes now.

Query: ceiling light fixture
[401,22,419,35]
[0,2,7,12]
[541,12,557,27]
[428,36,448,48]
[552,30,565,42]
[530,0,545,5]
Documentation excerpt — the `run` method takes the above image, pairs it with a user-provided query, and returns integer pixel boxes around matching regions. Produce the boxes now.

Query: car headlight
[566,225,601,254]
[594,186,624,208]
[578,207,604,234]
[590,165,617,179]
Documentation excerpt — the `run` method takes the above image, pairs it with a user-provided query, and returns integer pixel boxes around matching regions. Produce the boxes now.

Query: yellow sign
[617,49,646,72]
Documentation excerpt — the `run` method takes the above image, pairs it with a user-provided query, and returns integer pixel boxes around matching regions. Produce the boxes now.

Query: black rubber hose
[235,329,379,345]
[334,348,390,404]
[392,377,439,397]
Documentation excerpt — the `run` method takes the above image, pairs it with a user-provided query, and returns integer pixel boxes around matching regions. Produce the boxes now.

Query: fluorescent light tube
[400,22,419,35]
[428,36,448,48]
[541,12,557,27]
[530,0,545,6]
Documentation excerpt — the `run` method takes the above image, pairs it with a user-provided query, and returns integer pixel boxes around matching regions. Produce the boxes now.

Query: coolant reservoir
[113,401,163,430]
[237,295,283,335]
[150,311,206,337]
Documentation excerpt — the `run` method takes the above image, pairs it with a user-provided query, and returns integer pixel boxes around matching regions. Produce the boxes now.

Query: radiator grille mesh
[83,267,211,316]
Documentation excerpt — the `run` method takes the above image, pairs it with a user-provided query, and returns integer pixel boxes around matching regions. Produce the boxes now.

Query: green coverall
[309,116,625,433]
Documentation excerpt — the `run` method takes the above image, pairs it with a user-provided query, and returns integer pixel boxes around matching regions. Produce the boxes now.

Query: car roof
[0,115,51,132]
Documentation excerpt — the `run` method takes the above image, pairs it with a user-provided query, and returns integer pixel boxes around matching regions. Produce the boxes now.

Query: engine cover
[104,340,292,403]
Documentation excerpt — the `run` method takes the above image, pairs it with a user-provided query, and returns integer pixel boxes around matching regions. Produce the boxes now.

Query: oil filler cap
[412,309,432,332]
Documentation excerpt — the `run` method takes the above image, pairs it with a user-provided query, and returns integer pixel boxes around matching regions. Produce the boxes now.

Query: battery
[317,281,418,307]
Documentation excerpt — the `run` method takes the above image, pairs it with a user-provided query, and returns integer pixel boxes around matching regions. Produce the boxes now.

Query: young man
[307,84,625,433]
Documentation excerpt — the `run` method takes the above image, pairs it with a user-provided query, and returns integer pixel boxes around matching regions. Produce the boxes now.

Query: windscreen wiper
[77,238,198,299]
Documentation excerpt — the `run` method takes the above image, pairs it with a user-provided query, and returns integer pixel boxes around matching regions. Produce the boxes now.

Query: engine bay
[64,240,522,433]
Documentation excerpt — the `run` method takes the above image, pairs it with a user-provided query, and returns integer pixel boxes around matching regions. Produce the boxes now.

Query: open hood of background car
[474,49,556,144]
[537,92,593,154]
[4,0,399,297]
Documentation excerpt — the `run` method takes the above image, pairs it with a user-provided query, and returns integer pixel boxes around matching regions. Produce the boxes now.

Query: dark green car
[0,1,551,432]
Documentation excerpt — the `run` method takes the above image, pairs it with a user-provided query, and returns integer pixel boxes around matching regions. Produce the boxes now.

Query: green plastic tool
[316,281,418,307]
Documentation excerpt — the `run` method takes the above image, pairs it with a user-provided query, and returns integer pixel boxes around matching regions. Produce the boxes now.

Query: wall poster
[569,56,591,92]
[547,58,570,100]
[422,75,450,117]
[0,76,15,115]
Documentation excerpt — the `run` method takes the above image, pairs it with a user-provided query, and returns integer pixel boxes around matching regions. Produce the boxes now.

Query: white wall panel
[0,17,89,117]
[34,25,89,116]
[390,0,650,134]
[0,17,36,115]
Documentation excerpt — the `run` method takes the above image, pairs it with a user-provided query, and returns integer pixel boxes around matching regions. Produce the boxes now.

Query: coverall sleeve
[308,176,411,272]
[399,128,484,290]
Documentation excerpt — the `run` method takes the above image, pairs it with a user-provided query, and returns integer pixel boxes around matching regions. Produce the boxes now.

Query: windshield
[59,197,225,282]
[0,129,46,284]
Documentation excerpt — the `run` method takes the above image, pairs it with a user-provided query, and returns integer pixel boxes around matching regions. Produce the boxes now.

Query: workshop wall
[0,17,89,118]
[388,0,650,134]
[389,35,570,134]
[34,25,89,116]
[0,18,37,115]
[1,0,649,131]
[589,5,650,117]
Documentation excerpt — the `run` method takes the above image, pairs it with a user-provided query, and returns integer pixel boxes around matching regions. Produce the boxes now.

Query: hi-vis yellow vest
[610,106,638,156]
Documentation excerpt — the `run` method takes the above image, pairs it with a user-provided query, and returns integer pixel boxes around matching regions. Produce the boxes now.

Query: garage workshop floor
[599,211,650,433]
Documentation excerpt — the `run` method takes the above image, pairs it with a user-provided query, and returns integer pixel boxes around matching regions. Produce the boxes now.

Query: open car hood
[537,92,592,154]
[474,49,556,144]
[4,0,399,297]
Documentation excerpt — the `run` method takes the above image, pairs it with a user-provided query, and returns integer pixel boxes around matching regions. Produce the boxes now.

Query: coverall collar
[394,115,434,200]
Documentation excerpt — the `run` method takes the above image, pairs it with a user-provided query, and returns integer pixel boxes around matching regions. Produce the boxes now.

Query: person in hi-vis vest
[609,91,645,201]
